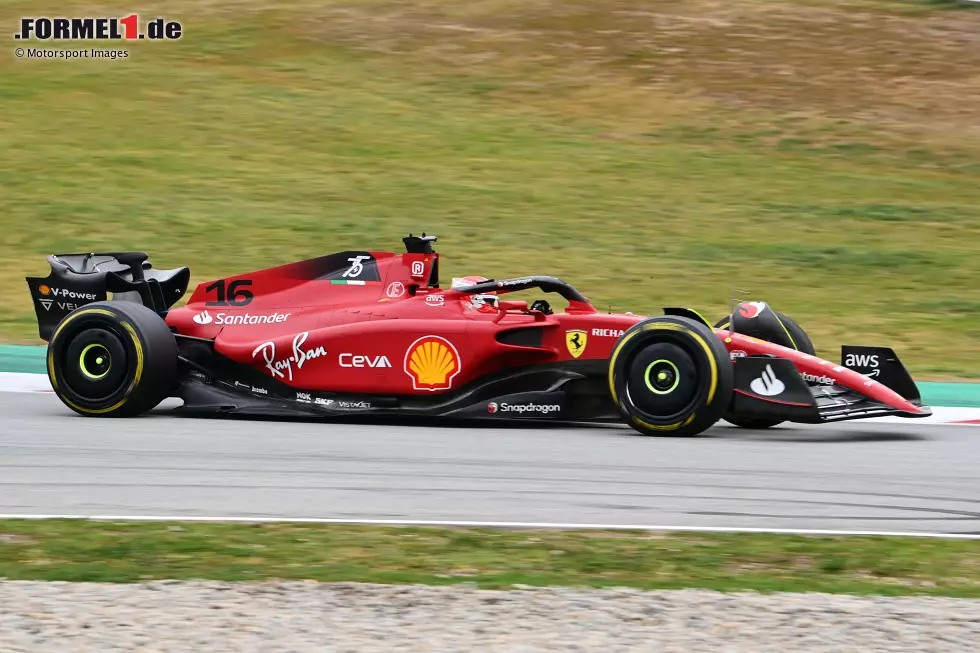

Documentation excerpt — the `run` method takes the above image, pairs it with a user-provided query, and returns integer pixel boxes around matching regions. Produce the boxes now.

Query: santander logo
[193,310,290,326]
[749,364,785,396]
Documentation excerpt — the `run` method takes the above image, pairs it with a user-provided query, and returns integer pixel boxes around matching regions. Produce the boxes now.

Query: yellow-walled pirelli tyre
[608,315,734,437]
[46,301,178,417]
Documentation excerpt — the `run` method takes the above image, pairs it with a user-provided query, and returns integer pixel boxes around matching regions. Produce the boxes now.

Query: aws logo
[404,335,460,391]
[845,353,879,368]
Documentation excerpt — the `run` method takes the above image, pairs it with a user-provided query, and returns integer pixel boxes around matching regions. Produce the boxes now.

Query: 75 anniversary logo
[15,15,182,41]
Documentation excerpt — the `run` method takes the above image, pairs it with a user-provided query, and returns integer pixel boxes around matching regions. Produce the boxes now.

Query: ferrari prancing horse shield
[565,330,587,358]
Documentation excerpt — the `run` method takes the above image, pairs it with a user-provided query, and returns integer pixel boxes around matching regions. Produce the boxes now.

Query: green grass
[2,521,980,597]
[2,0,979,377]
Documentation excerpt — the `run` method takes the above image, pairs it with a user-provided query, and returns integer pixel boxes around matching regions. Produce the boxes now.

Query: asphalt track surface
[3,393,980,534]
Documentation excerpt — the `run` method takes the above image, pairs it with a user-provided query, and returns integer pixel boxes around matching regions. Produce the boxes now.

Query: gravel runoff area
[2,581,980,652]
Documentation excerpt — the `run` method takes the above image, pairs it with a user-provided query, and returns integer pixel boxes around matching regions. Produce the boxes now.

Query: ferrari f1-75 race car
[25,234,931,437]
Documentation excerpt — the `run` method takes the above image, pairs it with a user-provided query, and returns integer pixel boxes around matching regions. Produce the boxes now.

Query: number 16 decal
[205,279,254,306]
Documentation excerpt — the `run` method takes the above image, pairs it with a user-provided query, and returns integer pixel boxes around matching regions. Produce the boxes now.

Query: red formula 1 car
[25,234,931,437]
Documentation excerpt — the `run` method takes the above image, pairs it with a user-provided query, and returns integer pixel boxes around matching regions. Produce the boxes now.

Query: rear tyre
[47,301,178,417]
[714,310,815,429]
[609,315,733,437]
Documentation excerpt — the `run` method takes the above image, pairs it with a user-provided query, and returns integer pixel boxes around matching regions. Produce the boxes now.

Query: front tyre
[714,311,815,358]
[714,308,815,429]
[47,301,178,417]
[608,316,734,437]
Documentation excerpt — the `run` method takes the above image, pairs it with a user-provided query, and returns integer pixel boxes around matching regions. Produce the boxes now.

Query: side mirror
[492,300,530,323]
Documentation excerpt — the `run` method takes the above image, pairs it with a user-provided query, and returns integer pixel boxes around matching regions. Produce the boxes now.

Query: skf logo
[565,330,587,358]
[15,16,183,41]
[404,335,460,391]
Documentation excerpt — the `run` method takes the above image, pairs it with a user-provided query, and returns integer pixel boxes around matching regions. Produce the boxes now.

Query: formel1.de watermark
[15,48,130,60]
[12,14,182,60]
[15,16,182,41]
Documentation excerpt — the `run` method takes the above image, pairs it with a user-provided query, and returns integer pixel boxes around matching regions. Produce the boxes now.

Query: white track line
[2,514,980,539]
[0,372,54,393]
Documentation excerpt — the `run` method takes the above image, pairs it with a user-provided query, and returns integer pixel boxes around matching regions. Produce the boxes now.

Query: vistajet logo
[15,15,182,41]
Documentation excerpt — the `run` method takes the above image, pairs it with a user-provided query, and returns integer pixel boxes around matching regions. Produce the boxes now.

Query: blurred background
[3,0,979,378]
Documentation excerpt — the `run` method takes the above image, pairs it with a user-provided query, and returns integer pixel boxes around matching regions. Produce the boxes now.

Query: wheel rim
[79,343,111,380]
[59,325,131,402]
[625,341,700,420]
[644,359,679,395]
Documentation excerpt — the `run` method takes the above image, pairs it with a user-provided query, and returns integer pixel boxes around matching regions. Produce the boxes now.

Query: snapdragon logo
[488,402,561,415]
[193,310,290,326]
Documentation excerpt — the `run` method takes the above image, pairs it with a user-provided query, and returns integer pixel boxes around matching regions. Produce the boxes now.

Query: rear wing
[25,252,189,341]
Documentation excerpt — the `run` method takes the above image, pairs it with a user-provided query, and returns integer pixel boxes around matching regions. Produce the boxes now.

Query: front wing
[730,355,932,424]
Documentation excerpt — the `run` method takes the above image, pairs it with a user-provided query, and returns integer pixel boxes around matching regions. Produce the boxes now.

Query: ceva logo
[339,353,392,368]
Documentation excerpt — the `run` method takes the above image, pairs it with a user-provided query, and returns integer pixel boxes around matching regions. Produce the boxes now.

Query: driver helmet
[452,276,498,312]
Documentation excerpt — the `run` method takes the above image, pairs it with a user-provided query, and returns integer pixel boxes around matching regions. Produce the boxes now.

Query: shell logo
[404,335,461,391]
[38,285,51,295]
